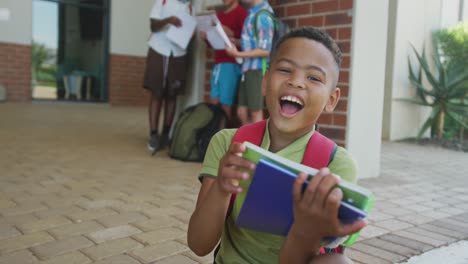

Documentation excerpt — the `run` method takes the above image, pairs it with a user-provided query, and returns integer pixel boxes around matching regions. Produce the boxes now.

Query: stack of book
[235,142,375,246]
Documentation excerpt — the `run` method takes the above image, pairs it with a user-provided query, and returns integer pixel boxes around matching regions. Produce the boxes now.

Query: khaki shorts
[238,70,264,111]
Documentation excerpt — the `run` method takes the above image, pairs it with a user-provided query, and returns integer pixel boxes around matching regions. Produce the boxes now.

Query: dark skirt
[143,48,188,97]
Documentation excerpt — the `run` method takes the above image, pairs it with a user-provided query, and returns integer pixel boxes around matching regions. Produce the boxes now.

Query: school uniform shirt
[215,5,248,65]
[199,120,358,263]
[240,1,274,73]
[148,0,192,57]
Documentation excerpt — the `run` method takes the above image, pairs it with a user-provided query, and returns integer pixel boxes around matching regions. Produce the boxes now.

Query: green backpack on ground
[169,103,227,162]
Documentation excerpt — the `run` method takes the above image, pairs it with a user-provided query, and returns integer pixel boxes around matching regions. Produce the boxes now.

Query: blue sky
[33,0,58,49]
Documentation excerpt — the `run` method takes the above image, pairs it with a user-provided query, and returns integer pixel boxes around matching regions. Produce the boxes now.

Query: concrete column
[346,0,389,179]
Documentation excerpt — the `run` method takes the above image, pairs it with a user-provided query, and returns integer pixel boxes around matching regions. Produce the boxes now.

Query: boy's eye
[307,75,321,82]
[277,68,290,73]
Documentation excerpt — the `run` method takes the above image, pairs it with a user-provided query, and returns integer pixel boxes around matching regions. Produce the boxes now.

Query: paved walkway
[0,102,467,264]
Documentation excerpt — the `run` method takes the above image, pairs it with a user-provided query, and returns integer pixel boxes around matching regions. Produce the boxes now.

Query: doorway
[32,0,110,102]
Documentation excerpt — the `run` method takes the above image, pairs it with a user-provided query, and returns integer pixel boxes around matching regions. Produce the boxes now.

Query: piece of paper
[195,13,216,32]
[196,14,242,63]
[206,29,225,50]
[166,12,196,50]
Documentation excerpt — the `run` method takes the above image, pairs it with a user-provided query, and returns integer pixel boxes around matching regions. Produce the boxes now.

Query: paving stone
[2,213,39,225]
[367,211,393,222]
[378,234,432,252]
[77,199,125,210]
[155,254,198,263]
[0,199,16,209]
[133,227,185,245]
[383,207,414,217]
[404,227,456,243]
[418,223,467,239]
[97,212,148,227]
[0,232,54,254]
[350,243,405,263]
[345,248,391,264]
[373,219,414,231]
[397,214,434,225]
[0,202,47,216]
[436,217,468,230]
[130,241,188,263]
[87,225,141,244]
[17,216,72,233]
[426,220,468,236]
[92,254,141,264]
[39,251,91,264]
[81,237,143,260]
[32,236,94,260]
[35,206,85,219]
[361,238,419,257]
[132,217,182,232]
[0,250,38,264]
[69,208,118,223]
[49,221,104,240]
[393,230,447,247]
[0,224,21,240]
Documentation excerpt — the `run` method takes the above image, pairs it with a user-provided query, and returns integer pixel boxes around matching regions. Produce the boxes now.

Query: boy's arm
[150,16,182,32]
[188,142,256,256]
[226,47,269,58]
[279,169,367,263]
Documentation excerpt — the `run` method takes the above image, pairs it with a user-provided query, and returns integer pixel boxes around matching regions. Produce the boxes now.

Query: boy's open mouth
[279,95,304,116]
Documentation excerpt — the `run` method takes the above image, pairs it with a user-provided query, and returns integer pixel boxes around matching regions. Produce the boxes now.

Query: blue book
[236,158,367,242]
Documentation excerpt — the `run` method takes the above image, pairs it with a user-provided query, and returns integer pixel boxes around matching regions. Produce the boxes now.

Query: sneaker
[160,133,170,149]
[147,133,160,155]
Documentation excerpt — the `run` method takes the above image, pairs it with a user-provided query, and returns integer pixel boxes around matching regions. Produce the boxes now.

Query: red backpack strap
[301,131,337,169]
[232,120,267,145]
[227,120,267,216]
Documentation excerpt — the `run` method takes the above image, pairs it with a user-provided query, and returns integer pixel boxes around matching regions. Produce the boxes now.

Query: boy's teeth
[281,95,303,106]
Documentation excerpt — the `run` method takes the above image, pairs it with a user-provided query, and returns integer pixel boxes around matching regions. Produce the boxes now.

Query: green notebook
[240,142,375,246]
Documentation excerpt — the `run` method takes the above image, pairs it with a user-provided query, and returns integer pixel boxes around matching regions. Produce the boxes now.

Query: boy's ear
[261,71,268,96]
[324,87,340,112]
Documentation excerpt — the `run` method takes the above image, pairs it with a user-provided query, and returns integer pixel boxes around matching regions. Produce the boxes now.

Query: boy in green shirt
[188,27,367,263]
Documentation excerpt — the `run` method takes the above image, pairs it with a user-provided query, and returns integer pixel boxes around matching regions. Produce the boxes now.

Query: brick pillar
[0,42,32,102]
[108,53,149,106]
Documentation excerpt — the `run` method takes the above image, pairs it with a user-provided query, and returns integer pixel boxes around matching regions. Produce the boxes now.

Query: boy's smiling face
[262,37,340,137]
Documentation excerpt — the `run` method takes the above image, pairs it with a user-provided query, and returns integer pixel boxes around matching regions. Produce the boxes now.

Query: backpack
[252,9,290,75]
[169,103,227,162]
[213,120,343,260]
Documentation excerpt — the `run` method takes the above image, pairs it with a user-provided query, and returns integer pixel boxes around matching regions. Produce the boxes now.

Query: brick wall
[203,0,353,145]
[108,53,149,106]
[0,42,32,102]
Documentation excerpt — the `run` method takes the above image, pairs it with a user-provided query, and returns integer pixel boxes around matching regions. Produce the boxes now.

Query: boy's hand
[289,168,367,249]
[168,16,182,27]
[200,31,207,40]
[216,142,256,194]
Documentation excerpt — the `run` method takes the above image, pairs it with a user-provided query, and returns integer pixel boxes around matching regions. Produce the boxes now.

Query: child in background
[143,0,193,154]
[226,0,274,125]
[201,0,247,121]
[188,27,367,263]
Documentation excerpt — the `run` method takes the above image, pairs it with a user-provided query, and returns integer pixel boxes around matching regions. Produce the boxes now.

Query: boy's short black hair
[269,27,342,70]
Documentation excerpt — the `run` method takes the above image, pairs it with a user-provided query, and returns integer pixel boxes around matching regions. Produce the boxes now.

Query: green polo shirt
[199,124,358,264]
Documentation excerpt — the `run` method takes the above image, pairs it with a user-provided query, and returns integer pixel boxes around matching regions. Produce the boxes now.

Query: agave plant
[403,38,468,139]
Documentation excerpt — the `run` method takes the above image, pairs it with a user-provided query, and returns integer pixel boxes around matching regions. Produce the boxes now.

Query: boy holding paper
[144,0,193,154]
[188,27,367,263]
[201,0,247,120]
